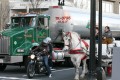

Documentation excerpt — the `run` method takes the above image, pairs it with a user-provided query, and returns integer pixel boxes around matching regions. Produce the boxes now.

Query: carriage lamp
[30,54,35,59]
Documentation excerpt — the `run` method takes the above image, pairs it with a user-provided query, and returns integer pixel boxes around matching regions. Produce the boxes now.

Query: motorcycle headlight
[30,54,35,59]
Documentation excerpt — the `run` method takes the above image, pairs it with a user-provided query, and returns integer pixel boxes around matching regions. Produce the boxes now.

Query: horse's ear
[62,32,65,36]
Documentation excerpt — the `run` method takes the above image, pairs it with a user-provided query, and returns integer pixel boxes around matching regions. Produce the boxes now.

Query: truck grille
[0,36,10,54]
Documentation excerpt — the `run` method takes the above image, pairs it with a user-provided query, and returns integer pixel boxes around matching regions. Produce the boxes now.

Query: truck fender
[29,43,39,51]
[32,43,39,47]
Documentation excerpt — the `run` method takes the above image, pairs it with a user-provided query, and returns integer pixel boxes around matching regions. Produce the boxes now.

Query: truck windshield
[11,17,36,28]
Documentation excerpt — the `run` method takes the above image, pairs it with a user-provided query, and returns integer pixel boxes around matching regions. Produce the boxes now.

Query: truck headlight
[17,49,24,52]
[30,54,35,59]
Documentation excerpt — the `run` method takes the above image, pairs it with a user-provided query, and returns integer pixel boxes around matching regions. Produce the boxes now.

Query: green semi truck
[0,13,51,71]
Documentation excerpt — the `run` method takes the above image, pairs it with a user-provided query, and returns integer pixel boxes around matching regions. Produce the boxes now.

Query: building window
[102,1,113,13]
[23,0,29,1]
[119,3,120,14]
[74,0,90,10]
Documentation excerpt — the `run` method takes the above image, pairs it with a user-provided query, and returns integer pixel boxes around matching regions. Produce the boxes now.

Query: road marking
[52,68,74,72]
[23,68,74,77]
[0,76,40,80]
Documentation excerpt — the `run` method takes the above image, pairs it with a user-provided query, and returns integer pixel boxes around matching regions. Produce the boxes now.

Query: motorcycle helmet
[46,37,52,42]
[43,39,48,44]
[43,39,48,46]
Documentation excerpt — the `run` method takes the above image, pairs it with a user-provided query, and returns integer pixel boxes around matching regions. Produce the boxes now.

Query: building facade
[9,0,120,15]
[70,0,120,14]
[0,0,120,30]
[0,0,9,31]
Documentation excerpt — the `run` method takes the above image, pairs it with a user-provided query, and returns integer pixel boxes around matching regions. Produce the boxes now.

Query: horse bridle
[64,32,81,50]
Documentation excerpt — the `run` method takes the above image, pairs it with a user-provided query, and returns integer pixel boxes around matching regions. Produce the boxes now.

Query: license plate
[0,59,3,63]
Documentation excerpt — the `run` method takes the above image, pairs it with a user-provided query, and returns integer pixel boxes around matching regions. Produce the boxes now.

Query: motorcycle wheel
[27,63,35,79]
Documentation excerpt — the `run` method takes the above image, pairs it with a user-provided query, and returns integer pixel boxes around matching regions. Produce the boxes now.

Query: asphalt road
[0,65,111,80]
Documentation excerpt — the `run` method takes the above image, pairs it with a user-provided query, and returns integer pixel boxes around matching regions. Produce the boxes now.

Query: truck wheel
[64,58,73,67]
[0,64,7,71]
[24,56,29,71]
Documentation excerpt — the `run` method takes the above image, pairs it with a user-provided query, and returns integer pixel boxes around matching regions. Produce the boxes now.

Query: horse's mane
[70,32,81,40]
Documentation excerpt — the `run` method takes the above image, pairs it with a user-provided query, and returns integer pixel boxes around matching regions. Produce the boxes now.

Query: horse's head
[62,32,71,51]
[62,32,82,50]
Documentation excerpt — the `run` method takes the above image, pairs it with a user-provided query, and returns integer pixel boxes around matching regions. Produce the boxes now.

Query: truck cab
[0,13,50,71]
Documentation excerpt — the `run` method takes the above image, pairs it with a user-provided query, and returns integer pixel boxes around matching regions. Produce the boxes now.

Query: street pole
[96,0,102,80]
[88,0,96,79]
[0,1,2,31]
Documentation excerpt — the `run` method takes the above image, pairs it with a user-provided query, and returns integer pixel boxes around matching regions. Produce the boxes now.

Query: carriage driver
[102,26,113,44]
[102,26,113,54]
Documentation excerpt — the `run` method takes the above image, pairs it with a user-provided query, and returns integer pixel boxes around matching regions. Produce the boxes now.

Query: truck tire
[0,64,7,71]
[24,56,29,71]
[64,57,73,67]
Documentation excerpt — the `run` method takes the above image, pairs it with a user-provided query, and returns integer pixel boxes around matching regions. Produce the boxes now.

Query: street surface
[0,65,111,80]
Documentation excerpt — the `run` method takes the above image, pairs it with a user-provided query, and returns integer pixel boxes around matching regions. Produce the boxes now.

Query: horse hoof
[74,78,79,80]
[80,74,85,78]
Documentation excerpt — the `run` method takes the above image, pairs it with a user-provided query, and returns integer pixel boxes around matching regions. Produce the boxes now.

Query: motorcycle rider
[45,37,55,70]
[31,38,52,78]
[40,38,52,78]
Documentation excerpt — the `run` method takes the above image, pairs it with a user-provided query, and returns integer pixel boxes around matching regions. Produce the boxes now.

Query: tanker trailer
[45,6,120,40]
[45,6,120,66]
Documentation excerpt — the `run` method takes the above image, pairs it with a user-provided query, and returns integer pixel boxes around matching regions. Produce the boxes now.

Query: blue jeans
[43,56,51,75]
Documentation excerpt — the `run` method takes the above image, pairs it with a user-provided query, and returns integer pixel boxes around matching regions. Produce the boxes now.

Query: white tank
[45,6,120,41]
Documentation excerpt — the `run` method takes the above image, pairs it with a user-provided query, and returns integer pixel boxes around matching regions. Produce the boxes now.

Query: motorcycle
[27,51,47,79]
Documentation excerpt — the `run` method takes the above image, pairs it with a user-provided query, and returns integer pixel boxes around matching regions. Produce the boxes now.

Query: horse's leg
[80,58,88,78]
[71,54,81,80]
[70,55,76,67]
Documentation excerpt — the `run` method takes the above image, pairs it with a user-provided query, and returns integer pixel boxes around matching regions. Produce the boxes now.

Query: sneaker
[49,74,52,78]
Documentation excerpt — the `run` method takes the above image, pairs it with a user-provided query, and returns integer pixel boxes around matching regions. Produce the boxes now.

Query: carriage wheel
[96,67,106,80]
[102,67,107,80]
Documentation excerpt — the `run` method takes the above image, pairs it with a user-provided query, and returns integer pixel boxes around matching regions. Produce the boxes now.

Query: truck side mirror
[44,18,48,27]
[45,26,48,30]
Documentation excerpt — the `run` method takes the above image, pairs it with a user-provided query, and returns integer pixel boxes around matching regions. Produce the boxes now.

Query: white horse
[62,31,89,80]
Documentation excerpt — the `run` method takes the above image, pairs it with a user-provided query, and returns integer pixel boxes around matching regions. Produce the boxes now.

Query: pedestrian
[95,27,99,43]
[102,26,113,44]
[45,37,55,70]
